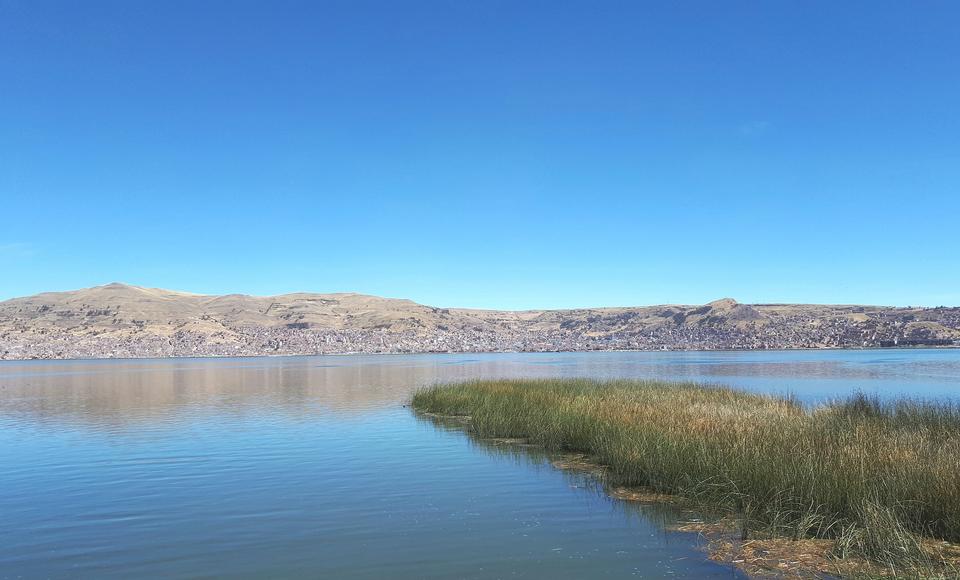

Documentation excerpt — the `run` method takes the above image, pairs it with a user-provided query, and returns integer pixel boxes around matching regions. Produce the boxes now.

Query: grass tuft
[412,379,960,573]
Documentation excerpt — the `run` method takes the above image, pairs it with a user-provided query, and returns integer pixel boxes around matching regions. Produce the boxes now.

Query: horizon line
[1,281,956,311]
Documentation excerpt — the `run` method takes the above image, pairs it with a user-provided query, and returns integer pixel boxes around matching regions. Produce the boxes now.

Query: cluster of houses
[3,308,958,360]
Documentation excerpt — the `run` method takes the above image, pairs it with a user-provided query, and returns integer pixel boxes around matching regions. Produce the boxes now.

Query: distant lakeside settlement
[1,283,959,360]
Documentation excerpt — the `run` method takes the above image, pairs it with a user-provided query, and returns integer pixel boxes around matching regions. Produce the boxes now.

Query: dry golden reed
[413,379,960,572]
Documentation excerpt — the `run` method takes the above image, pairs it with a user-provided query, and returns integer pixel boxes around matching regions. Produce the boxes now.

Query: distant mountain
[2,283,958,360]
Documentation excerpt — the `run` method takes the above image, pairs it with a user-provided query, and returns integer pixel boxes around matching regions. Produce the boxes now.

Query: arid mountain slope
[2,283,444,331]
[1,283,958,359]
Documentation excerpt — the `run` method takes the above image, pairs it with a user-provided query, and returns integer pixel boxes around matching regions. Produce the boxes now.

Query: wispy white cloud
[0,242,37,260]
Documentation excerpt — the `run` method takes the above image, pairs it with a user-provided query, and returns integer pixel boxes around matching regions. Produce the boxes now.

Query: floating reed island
[413,379,960,576]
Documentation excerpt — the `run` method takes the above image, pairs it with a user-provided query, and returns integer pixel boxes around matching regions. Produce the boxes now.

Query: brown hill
[1,283,958,359]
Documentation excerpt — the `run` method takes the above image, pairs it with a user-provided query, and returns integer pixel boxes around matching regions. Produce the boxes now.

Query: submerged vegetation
[413,379,960,576]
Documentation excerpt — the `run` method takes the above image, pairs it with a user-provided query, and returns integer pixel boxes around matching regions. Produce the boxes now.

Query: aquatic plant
[412,379,960,572]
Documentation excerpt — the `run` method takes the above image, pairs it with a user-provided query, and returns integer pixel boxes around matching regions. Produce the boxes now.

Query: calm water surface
[2,349,959,578]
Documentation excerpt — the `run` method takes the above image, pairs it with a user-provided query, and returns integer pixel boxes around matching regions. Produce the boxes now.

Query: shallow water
[2,349,958,578]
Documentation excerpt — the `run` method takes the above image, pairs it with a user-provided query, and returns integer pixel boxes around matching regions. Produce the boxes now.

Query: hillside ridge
[2,284,958,359]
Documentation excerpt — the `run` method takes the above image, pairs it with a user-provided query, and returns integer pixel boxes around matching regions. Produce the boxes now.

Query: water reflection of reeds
[415,411,701,539]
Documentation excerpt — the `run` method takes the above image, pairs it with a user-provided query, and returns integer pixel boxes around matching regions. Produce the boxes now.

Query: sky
[2,1,959,309]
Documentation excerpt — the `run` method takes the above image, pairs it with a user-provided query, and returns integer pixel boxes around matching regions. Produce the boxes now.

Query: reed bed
[412,379,960,572]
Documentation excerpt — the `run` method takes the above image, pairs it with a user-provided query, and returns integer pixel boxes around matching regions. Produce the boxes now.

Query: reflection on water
[1,350,958,578]
[2,350,959,427]
[420,412,691,531]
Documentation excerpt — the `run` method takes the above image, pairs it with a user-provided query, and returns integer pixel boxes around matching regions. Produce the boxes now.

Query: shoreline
[412,379,960,578]
[1,344,958,364]
[435,423,906,578]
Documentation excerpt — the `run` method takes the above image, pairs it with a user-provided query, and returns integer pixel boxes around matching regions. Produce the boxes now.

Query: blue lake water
[2,349,959,578]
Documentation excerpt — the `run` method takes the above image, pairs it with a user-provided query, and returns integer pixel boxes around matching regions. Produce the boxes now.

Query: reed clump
[412,379,960,573]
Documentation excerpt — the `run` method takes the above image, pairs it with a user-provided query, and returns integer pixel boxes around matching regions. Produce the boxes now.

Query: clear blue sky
[2,1,958,309]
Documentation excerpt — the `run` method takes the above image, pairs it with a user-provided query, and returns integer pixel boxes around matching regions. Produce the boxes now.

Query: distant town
[1,284,958,360]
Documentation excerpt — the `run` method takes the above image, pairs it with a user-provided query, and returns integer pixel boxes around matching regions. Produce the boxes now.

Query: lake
[2,349,959,578]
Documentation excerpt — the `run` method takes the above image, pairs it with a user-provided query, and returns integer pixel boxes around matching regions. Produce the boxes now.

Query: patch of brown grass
[413,379,960,577]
